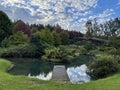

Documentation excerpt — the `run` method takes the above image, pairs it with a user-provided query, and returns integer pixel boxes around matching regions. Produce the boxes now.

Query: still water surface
[8,55,93,83]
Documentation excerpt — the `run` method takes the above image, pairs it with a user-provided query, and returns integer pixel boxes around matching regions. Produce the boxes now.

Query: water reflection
[67,64,90,83]
[28,72,52,80]
[8,56,93,83]
[28,64,90,83]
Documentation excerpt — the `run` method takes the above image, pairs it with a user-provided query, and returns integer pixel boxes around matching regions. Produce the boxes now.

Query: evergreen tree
[0,11,12,44]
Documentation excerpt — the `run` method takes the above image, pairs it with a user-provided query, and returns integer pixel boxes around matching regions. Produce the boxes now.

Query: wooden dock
[52,65,69,81]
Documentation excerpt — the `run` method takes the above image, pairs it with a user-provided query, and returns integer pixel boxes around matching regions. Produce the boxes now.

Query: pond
[7,55,94,83]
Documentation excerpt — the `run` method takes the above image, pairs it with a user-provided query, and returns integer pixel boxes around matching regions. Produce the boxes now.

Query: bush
[98,46,117,55]
[41,45,87,63]
[83,41,96,51]
[88,54,119,79]
[1,31,29,48]
[42,47,63,62]
[108,36,120,49]
[77,46,87,55]
[41,46,75,63]
[0,44,43,58]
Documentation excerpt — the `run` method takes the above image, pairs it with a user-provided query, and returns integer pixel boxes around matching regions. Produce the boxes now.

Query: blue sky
[0,0,120,32]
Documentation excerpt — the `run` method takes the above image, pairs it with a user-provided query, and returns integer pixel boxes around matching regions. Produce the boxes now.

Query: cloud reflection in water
[28,64,90,83]
[28,72,52,80]
[67,64,90,83]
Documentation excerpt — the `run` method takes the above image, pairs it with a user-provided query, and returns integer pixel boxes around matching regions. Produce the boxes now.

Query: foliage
[108,36,120,49]
[42,45,87,63]
[85,18,120,39]
[88,54,120,79]
[42,47,65,62]
[83,41,96,51]
[0,11,12,44]
[0,44,43,58]
[30,32,42,46]
[39,28,54,46]
[53,31,61,46]
[30,24,44,32]
[103,18,120,37]
[1,31,29,47]
[13,20,31,37]
[97,46,120,56]
[85,20,93,39]
[0,11,119,60]
[60,32,70,45]
[42,46,75,63]
[68,31,83,39]
[53,24,63,33]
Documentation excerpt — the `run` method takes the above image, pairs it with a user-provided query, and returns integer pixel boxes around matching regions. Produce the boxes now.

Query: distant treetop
[13,20,31,37]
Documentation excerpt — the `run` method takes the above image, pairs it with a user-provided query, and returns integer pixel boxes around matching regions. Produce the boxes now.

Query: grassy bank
[0,59,120,90]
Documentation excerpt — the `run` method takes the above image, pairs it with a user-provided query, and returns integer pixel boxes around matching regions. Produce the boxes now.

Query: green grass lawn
[0,59,120,90]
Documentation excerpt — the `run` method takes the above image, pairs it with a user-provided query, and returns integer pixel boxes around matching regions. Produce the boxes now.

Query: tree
[30,24,44,32]
[30,32,44,56]
[86,18,120,39]
[13,20,31,37]
[30,32,41,46]
[46,24,54,31]
[0,11,12,44]
[54,24,63,33]
[53,31,61,46]
[85,20,93,39]
[103,18,120,38]
[39,28,54,46]
[68,31,83,39]
[60,32,69,45]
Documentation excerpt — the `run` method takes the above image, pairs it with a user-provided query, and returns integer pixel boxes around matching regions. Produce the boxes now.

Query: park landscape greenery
[0,10,120,89]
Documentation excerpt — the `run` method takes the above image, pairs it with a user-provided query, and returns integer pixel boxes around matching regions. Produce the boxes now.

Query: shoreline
[6,63,14,72]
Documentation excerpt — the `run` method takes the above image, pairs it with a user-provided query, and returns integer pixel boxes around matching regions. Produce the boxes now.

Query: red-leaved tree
[13,20,31,37]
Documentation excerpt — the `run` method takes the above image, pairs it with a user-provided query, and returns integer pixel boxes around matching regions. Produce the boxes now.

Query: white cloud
[86,9,115,24]
[0,0,100,32]
[98,9,115,18]
[97,9,115,23]
[0,0,25,6]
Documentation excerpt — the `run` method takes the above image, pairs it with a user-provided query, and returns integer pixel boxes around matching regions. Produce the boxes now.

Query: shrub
[98,46,117,55]
[41,46,74,63]
[88,54,119,79]
[83,41,96,51]
[77,46,87,55]
[42,45,87,63]
[42,47,63,62]
[0,44,43,58]
[108,36,120,49]
[1,31,29,48]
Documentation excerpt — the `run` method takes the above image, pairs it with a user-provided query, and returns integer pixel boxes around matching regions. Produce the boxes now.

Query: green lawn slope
[0,59,120,90]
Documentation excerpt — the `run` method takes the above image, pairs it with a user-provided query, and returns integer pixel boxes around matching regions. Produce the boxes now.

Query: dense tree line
[0,10,119,57]
[0,11,83,57]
